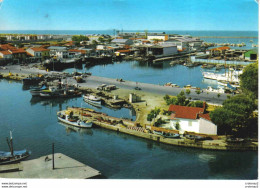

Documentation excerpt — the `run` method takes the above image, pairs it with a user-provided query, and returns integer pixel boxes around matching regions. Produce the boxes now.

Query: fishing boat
[57,113,92,128]
[153,130,164,136]
[0,132,31,165]
[30,85,47,96]
[22,76,43,85]
[83,94,102,106]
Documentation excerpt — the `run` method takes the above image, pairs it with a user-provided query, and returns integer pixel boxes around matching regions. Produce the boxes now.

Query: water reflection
[59,122,93,136]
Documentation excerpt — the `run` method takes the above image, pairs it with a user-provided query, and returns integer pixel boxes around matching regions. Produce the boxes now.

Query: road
[0,64,227,105]
[77,75,227,105]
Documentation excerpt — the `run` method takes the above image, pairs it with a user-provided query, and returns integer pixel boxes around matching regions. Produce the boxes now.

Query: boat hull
[0,150,31,165]
[57,116,92,128]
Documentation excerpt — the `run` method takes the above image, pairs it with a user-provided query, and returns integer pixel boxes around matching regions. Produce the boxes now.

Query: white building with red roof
[168,104,217,135]
[0,50,12,58]
[26,47,50,59]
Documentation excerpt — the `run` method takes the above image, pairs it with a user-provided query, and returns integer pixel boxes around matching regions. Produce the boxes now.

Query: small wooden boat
[163,133,180,139]
[0,132,31,165]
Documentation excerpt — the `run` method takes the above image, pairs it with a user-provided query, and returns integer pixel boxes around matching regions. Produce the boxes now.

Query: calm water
[65,61,224,89]
[0,79,257,179]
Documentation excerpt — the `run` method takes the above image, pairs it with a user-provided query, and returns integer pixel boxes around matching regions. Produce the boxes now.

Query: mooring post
[52,143,55,170]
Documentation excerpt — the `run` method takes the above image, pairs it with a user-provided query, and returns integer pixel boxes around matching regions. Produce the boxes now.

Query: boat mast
[10,131,14,157]
[6,131,14,157]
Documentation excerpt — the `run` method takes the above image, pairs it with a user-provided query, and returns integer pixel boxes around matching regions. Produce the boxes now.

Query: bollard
[52,143,55,170]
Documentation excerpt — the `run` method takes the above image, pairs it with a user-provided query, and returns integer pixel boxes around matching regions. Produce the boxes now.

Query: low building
[244,49,258,61]
[168,104,217,135]
[148,43,178,56]
[26,47,50,59]
[68,49,85,58]
[208,46,230,56]
[111,39,133,46]
[48,46,68,58]
[0,51,13,59]
[147,34,169,41]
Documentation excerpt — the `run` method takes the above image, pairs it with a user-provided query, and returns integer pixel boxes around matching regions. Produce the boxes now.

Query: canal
[0,79,257,179]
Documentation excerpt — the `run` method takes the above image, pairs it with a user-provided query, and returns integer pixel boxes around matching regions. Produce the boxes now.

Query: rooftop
[168,105,205,120]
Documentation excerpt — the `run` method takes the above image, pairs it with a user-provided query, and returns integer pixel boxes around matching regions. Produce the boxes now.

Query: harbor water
[0,79,257,179]
[65,61,228,89]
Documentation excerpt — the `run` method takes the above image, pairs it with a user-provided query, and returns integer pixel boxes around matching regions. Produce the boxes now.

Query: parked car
[134,87,141,90]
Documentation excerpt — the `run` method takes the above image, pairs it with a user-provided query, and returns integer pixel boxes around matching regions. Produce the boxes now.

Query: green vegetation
[185,89,191,95]
[154,117,166,127]
[147,107,160,122]
[239,62,258,99]
[72,35,89,42]
[0,37,7,44]
[163,91,206,109]
[210,94,257,137]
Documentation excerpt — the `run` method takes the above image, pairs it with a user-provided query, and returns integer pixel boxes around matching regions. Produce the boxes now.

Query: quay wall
[191,56,253,65]
[83,111,258,151]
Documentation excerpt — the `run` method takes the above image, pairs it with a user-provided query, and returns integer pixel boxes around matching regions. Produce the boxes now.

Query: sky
[0,0,258,31]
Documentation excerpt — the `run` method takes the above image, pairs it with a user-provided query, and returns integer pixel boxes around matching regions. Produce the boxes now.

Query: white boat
[83,94,102,106]
[57,114,92,128]
[202,70,241,83]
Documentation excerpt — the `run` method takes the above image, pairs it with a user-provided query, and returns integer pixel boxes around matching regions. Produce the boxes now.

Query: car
[134,87,141,90]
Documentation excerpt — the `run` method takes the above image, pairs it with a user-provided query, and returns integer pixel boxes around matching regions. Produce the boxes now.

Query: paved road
[77,76,227,105]
[0,64,227,105]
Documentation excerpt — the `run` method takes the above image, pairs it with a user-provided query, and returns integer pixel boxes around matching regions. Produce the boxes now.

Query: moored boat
[0,132,31,165]
[83,94,102,106]
[57,113,92,128]
[30,85,47,96]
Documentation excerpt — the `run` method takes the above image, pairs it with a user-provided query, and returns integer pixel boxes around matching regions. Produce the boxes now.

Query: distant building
[244,49,258,61]
[111,39,133,45]
[48,46,68,58]
[147,43,178,56]
[147,34,169,41]
[168,104,217,135]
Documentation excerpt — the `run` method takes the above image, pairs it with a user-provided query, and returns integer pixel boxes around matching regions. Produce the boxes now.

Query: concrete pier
[0,153,101,179]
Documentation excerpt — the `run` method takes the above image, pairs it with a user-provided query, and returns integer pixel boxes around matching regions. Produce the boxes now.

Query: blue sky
[0,0,258,31]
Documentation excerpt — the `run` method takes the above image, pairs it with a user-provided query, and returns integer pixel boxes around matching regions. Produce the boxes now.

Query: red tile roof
[116,49,131,53]
[199,113,211,121]
[68,49,85,53]
[0,50,12,55]
[30,47,49,52]
[168,105,204,120]
[210,46,230,51]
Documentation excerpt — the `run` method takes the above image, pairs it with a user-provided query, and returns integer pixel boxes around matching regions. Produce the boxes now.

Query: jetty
[0,153,101,179]
[59,107,258,151]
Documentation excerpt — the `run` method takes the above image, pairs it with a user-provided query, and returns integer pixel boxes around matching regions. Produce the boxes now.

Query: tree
[195,89,201,96]
[0,37,7,44]
[92,40,98,45]
[147,107,161,122]
[175,91,190,106]
[217,93,221,98]
[186,89,191,95]
[210,94,257,136]
[98,37,105,43]
[239,62,258,98]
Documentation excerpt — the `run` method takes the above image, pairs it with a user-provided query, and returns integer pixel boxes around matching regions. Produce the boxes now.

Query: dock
[59,107,258,151]
[0,153,101,179]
